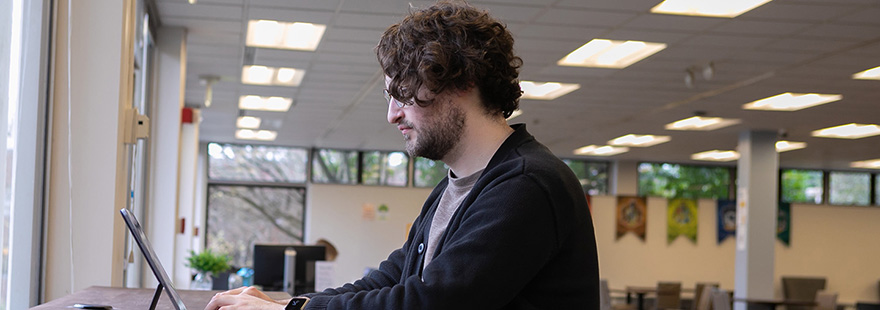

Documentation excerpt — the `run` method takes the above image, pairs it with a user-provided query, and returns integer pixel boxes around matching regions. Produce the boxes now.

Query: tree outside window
[780,169,824,204]
[637,162,731,199]
[562,159,608,195]
[829,171,870,206]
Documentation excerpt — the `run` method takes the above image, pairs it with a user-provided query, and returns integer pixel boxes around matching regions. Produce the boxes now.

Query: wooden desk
[31,286,291,310]
[734,297,817,310]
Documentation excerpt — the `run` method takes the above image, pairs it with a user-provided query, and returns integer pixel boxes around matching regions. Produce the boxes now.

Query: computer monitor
[252,244,326,295]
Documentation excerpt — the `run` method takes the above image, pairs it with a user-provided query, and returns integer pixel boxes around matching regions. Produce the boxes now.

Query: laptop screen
[120,208,187,310]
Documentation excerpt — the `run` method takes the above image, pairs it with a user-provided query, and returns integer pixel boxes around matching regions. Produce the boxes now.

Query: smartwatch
[285,297,310,310]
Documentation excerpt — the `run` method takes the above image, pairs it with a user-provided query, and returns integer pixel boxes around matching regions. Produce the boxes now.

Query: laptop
[120,208,188,310]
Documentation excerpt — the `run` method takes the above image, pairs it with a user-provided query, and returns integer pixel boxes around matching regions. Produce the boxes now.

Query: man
[206,2,598,309]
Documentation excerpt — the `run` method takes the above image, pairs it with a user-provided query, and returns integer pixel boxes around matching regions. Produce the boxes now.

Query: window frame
[636,161,735,200]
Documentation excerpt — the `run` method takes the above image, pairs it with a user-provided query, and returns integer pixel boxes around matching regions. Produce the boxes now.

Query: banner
[777,201,791,246]
[717,199,736,244]
[667,198,698,244]
[616,196,646,241]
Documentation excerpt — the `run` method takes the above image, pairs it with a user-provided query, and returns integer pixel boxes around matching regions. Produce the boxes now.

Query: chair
[814,290,837,310]
[781,276,827,310]
[655,282,682,310]
[693,283,719,310]
[600,279,636,310]
[710,289,732,310]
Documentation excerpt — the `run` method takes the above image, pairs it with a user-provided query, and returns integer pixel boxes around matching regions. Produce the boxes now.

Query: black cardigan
[305,124,599,310]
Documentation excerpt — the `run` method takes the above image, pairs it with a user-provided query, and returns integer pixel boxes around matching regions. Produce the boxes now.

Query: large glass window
[637,163,731,199]
[413,157,448,188]
[562,159,608,195]
[361,151,409,187]
[208,143,308,183]
[780,169,824,204]
[876,174,880,205]
[311,149,358,184]
[206,185,305,268]
[829,171,870,206]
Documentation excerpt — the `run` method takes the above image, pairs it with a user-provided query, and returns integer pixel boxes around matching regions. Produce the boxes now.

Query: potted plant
[185,249,230,290]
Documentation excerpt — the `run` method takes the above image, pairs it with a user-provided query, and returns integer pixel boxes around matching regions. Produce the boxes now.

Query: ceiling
[153,0,880,171]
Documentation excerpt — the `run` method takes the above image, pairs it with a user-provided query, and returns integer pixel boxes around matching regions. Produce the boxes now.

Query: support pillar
[734,131,779,310]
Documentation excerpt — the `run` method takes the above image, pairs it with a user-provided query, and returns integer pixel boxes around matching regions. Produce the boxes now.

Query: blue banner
[717,199,736,244]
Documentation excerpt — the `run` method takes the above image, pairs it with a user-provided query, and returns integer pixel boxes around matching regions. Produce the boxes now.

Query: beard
[405,101,465,161]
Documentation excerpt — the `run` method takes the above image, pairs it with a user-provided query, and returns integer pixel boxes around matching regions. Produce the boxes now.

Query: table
[31,286,291,309]
[734,297,817,310]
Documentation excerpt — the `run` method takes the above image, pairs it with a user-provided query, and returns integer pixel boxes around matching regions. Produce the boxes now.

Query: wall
[305,184,433,288]
[591,195,880,304]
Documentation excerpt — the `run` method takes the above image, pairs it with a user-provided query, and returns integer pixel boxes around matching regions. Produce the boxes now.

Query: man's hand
[204,286,289,310]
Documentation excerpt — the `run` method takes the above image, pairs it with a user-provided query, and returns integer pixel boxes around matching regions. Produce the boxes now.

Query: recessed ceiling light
[507,110,523,120]
[850,159,880,169]
[239,95,293,112]
[557,39,667,69]
[650,0,772,18]
[775,140,806,152]
[665,116,741,131]
[812,123,880,139]
[608,134,671,147]
[246,20,326,51]
[692,150,740,162]
[236,116,261,129]
[743,92,842,111]
[573,145,629,156]
[519,81,580,100]
[241,65,305,86]
[852,65,880,80]
[235,129,278,141]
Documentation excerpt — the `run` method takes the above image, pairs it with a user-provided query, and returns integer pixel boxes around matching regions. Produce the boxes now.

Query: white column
[45,0,136,301]
[144,26,186,289]
[734,131,779,310]
[174,109,201,288]
[611,160,639,196]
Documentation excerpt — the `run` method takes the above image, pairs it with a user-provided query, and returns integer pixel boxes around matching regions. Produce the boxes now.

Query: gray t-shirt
[422,168,483,271]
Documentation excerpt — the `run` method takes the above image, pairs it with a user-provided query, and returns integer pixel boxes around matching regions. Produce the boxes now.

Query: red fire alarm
[182,107,194,124]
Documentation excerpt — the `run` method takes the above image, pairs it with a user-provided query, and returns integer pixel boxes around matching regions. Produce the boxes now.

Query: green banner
[668,198,698,244]
[777,202,791,246]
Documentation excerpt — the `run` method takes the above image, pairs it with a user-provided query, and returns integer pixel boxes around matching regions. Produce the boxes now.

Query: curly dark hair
[376,1,522,118]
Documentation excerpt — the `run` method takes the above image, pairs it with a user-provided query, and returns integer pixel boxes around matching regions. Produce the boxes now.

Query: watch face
[287,298,309,310]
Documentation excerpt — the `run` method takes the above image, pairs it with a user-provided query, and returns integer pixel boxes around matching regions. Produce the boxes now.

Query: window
[208,143,308,183]
[780,169,824,204]
[206,185,305,268]
[637,162,731,199]
[361,151,409,186]
[311,149,358,184]
[413,157,448,188]
[876,174,880,205]
[562,159,609,195]
[829,171,871,206]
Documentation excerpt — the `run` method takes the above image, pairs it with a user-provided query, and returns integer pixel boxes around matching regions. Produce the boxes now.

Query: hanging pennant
[667,198,698,244]
[616,196,647,241]
[717,199,737,245]
[777,202,791,246]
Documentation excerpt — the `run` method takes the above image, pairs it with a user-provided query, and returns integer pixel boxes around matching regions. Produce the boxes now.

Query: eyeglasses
[383,88,411,108]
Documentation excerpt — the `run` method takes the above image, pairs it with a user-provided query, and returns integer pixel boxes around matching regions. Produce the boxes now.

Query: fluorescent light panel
[235,129,277,141]
[651,0,772,18]
[239,95,293,112]
[608,134,671,147]
[573,145,629,156]
[812,123,880,139]
[692,150,739,162]
[246,20,326,51]
[519,81,580,100]
[743,92,841,111]
[665,116,741,131]
[241,65,305,86]
[558,39,667,69]
[775,140,806,153]
[852,66,880,80]
[236,116,261,129]
[850,159,880,169]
